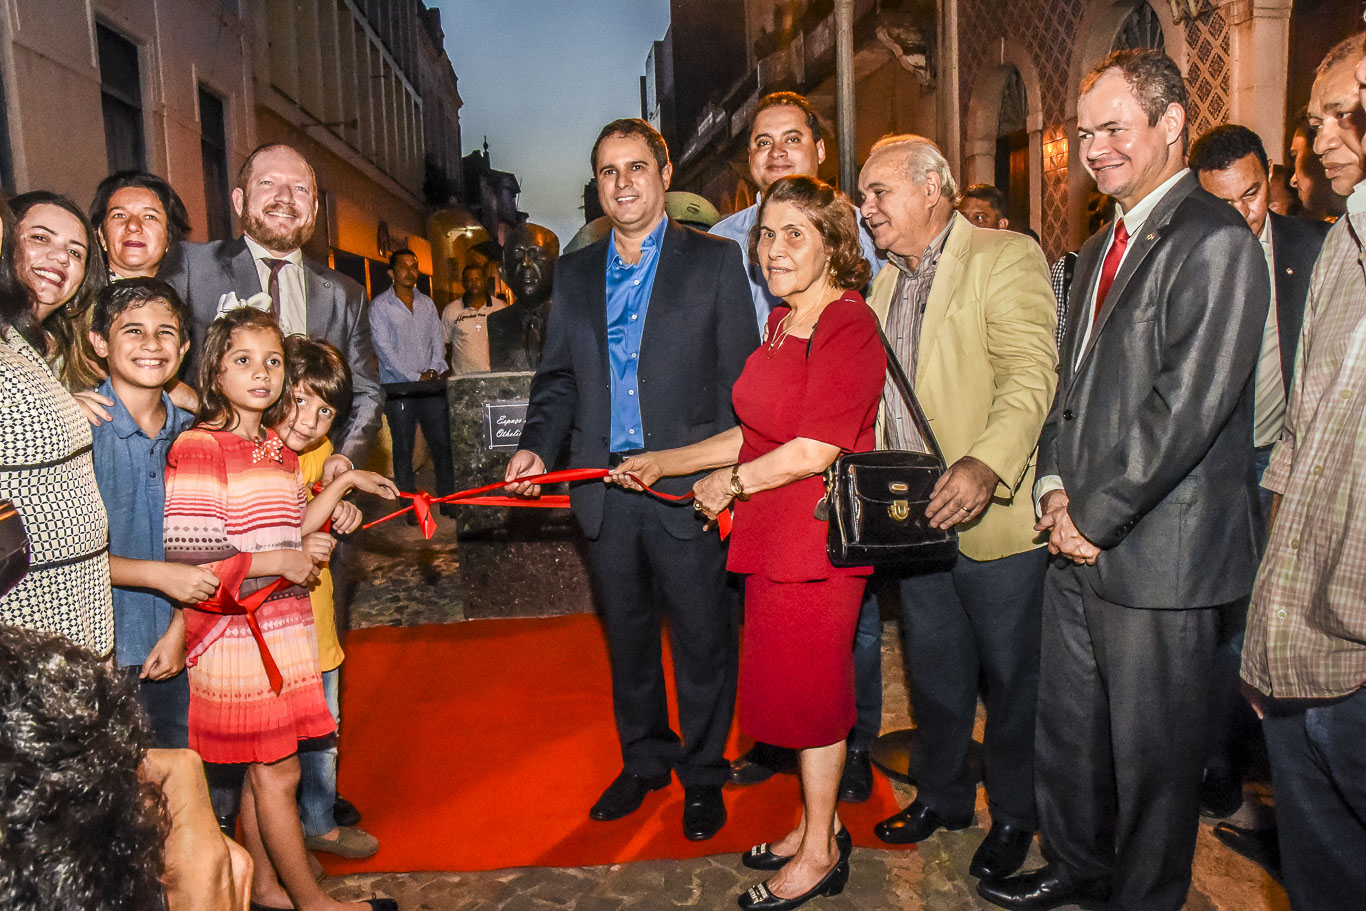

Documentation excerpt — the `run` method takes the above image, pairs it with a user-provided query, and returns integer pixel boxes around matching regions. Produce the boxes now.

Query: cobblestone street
[325,497,1288,911]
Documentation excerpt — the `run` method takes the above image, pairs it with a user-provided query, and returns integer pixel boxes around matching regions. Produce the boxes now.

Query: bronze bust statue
[488,223,559,372]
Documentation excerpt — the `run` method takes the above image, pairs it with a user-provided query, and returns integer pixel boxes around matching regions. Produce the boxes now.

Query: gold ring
[693,501,704,512]
[961,506,971,513]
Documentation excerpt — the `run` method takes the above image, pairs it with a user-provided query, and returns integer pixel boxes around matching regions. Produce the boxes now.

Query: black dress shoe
[837,749,873,803]
[589,770,670,821]
[1213,822,1281,879]
[976,867,1109,911]
[738,858,850,910]
[683,785,727,840]
[333,794,362,827]
[742,827,852,871]
[730,743,799,784]
[1198,768,1245,818]
[873,799,973,845]
[969,822,1034,882]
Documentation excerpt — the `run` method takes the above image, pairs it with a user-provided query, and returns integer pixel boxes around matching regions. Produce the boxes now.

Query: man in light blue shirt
[368,248,455,504]
[711,91,886,803]
[711,91,883,333]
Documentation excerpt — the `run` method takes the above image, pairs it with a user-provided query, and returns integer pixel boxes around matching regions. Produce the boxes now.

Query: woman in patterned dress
[0,192,113,656]
[163,307,397,911]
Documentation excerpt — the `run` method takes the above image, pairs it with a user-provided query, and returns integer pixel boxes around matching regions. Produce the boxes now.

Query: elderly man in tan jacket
[857,134,1058,885]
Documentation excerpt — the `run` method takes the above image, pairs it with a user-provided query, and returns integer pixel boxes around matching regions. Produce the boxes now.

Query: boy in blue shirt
[89,278,219,748]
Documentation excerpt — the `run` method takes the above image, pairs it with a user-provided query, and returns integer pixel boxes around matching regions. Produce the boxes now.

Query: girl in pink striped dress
[164,307,397,911]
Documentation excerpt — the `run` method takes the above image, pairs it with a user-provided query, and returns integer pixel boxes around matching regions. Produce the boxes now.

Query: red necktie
[264,258,290,323]
[1092,219,1129,326]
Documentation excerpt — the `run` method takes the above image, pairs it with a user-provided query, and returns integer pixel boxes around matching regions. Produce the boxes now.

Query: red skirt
[738,575,867,749]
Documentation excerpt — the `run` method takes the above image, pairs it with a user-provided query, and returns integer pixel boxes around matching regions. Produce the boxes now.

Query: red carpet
[320,615,911,874]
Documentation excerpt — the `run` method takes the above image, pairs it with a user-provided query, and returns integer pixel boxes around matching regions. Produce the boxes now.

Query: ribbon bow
[252,436,286,464]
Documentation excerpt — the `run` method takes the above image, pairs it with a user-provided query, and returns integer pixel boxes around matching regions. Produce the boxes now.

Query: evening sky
[435,0,672,247]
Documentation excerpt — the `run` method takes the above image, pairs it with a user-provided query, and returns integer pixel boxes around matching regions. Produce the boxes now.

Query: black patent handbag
[823,326,958,569]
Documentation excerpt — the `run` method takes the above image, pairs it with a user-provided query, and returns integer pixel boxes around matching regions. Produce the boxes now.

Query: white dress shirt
[244,235,308,335]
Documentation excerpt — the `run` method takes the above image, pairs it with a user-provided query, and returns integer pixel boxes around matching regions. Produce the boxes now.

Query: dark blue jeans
[1263,688,1366,910]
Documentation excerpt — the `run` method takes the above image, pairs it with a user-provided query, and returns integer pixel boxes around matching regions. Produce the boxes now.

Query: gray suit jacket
[1038,173,1270,608]
[162,238,382,464]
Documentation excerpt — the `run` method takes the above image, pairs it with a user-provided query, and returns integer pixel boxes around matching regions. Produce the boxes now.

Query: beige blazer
[867,216,1058,561]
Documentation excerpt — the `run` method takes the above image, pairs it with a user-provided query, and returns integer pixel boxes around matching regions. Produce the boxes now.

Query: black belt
[608,449,645,467]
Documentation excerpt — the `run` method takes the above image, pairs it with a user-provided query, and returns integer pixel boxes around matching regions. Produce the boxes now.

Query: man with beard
[165,143,381,478]
[487,223,559,372]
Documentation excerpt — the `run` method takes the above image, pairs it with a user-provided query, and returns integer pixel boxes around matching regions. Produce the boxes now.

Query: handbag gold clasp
[889,500,910,521]
[889,482,909,493]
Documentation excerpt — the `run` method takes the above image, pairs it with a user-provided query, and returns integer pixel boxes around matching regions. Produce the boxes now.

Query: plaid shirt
[1243,210,1366,699]
[883,215,955,451]
[1049,252,1077,351]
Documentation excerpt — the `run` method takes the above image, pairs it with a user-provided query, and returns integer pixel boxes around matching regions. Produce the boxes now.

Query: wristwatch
[730,464,750,501]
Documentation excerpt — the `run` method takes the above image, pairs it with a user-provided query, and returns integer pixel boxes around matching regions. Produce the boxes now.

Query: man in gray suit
[164,143,382,478]
[978,50,1270,911]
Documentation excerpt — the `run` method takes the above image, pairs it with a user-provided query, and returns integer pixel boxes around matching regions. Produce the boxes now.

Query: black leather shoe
[1198,768,1244,818]
[838,749,873,803]
[333,794,362,827]
[1213,822,1281,879]
[588,770,670,821]
[738,859,850,910]
[729,743,799,784]
[683,785,727,840]
[873,799,973,845]
[976,867,1109,910]
[742,827,852,871]
[969,823,1034,882]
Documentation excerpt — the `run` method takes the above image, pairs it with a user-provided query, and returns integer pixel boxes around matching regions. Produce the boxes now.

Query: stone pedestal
[447,373,594,618]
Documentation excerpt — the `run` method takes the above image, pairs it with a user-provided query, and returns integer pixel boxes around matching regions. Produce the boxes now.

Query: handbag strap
[874,322,947,465]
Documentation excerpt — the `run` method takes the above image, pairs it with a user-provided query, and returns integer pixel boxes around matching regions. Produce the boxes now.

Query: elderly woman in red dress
[613,175,885,911]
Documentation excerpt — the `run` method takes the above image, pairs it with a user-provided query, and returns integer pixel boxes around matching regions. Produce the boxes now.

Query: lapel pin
[1286,267,1294,275]
[1145,233,1155,241]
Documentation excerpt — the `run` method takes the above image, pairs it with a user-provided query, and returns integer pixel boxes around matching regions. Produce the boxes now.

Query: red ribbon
[360,467,732,540]
[189,554,291,694]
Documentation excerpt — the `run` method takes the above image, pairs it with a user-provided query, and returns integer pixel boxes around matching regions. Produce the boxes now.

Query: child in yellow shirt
[276,335,382,860]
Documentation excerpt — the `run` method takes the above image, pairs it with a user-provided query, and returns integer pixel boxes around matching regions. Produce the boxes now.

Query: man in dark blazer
[1189,124,1332,823]
[506,119,758,840]
[979,51,1270,911]
[163,143,382,475]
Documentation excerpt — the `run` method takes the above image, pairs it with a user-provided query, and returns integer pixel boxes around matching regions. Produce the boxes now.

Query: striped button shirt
[882,214,956,452]
[1243,206,1366,699]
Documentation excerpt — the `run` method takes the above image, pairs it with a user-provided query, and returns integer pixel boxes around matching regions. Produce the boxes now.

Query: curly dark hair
[91,277,192,344]
[1189,124,1269,178]
[9,191,108,390]
[749,175,871,291]
[194,307,289,431]
[0,625,169,911]
[283,334,353,427]
[0,191,40,348]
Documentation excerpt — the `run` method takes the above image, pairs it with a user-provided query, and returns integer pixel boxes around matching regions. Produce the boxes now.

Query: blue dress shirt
[90,379,194,667]
[368,286,447,383]
[605,217,668,451]
[711,197,885,331]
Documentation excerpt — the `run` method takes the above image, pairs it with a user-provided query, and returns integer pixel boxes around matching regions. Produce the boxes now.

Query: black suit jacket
[1267,211,1331,393]
[161,238,382,464]
[1038,173,1271,609]
[517,219,759,540]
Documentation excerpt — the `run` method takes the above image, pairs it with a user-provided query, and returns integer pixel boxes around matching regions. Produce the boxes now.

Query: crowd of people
[1,27,1364,911]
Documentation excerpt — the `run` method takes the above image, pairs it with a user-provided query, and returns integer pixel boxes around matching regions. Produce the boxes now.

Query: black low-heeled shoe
[741,826,852,870]
[738,858,850,910]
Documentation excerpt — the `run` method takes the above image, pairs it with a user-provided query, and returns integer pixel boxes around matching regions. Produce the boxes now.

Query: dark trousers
[1263,689,1366,911]
[850,588,883,751]
[584,486,736,787]
[1204,446,1274,779]
[1035,562,1222,911]
[122,666,190,749]
[899,546,1047,829]
[383,389,454,496]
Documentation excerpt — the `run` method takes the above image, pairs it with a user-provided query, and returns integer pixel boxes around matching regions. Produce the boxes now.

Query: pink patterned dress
[163,427,334,764]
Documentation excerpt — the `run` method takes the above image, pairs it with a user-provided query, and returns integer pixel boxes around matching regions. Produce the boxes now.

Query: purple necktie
[263,258,290,323]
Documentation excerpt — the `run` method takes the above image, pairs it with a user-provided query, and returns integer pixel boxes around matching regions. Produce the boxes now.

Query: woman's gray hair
[869,134,959,199]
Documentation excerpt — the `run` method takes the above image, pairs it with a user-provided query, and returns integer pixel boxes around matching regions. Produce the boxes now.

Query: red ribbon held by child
[190,553,292,694]
[360,467,732,540]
